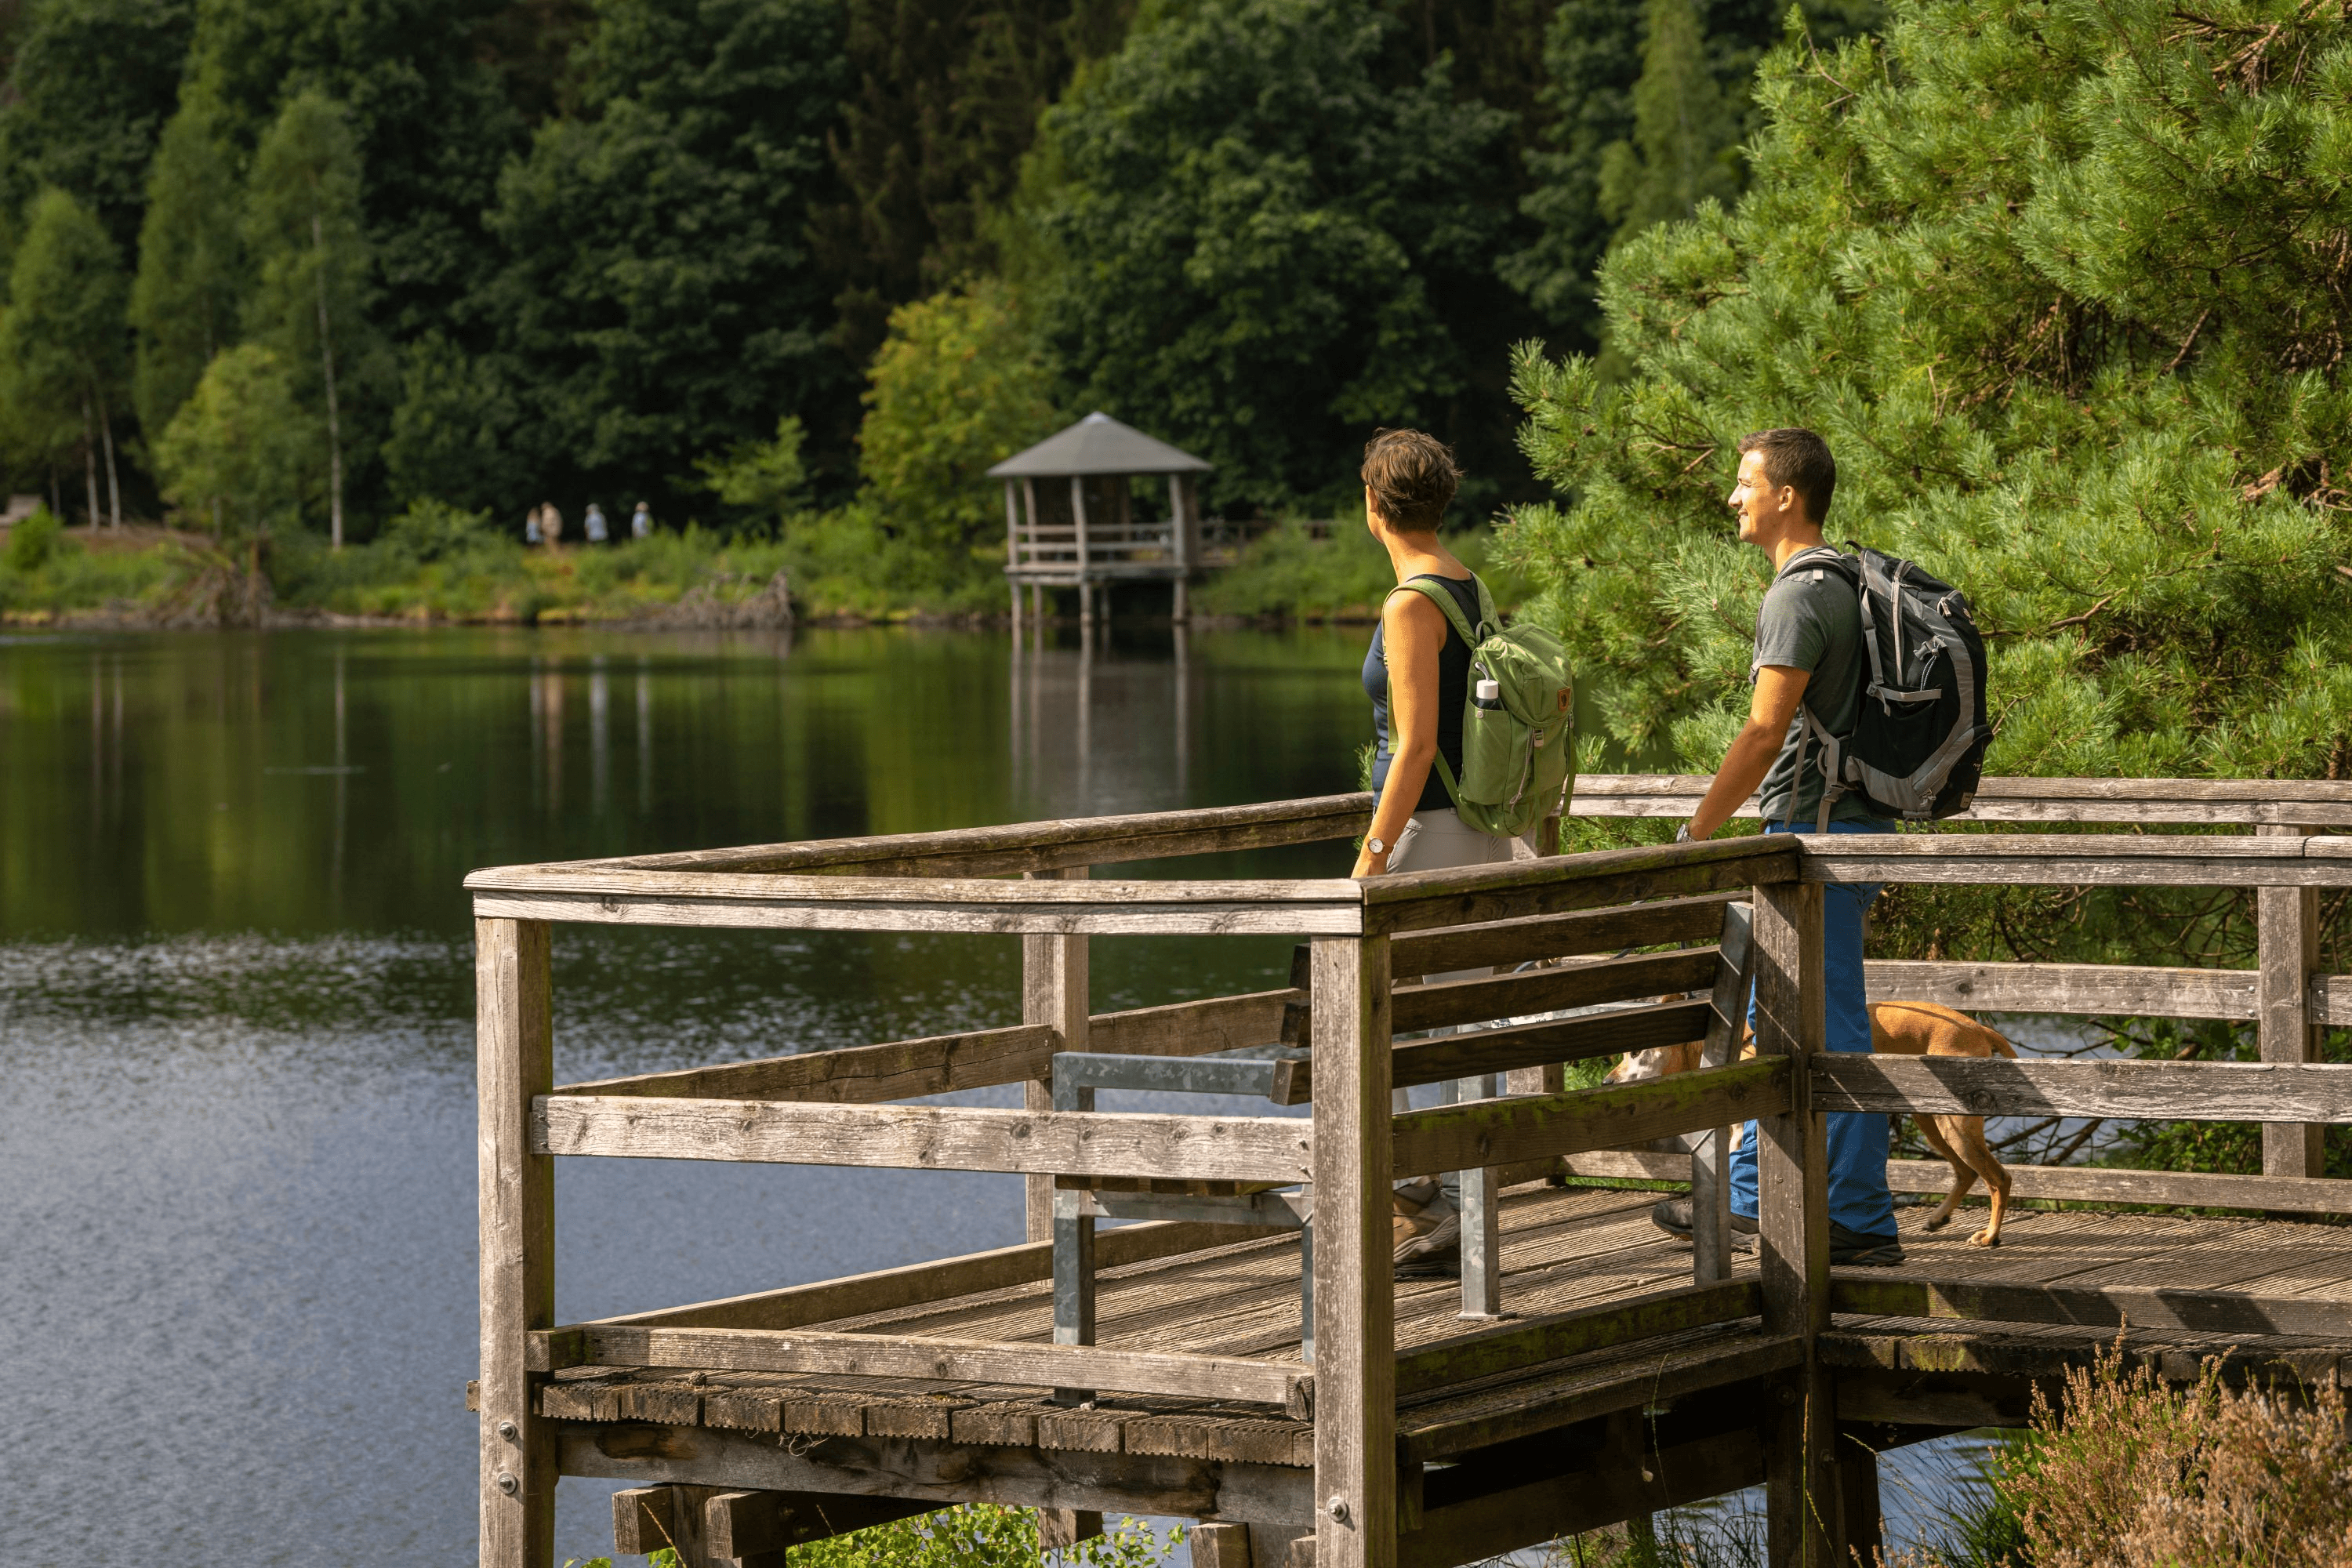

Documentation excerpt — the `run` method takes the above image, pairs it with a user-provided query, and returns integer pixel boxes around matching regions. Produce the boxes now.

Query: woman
[1352,427,1529,1278]
[1353,428,1527,880]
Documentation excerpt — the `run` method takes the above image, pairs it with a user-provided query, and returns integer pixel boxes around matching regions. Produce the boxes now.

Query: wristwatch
[1366,837,1388,856]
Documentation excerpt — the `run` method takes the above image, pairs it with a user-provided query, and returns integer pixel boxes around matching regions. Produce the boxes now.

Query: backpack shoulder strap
[1387,575,1483,647]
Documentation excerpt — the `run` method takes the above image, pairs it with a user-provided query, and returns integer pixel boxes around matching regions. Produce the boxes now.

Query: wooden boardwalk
[470,781,2352,1568]
[538,1186,2352,1562]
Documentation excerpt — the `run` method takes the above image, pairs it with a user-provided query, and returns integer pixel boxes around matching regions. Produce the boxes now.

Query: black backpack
[1789,544,1993,829]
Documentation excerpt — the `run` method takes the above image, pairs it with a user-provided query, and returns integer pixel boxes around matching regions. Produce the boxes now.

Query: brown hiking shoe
[1392,1178,1460,1278]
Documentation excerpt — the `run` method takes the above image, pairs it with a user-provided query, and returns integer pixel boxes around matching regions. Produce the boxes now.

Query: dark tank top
[1362,573,1481,814]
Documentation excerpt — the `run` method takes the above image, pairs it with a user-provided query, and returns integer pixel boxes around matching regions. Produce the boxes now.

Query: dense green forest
[0,0,1871,606]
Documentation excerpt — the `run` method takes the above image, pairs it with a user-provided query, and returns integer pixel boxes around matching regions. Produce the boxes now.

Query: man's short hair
[1361,428,1461,532]
[1737,428,1837,524]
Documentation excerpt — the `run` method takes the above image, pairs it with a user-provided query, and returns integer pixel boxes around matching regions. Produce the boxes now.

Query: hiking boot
[1392,1178,1460,1278]
[1829,1221,1904,1267]
[1649,1199,1758,1253]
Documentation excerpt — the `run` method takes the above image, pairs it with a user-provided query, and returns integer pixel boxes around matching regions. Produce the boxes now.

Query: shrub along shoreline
[0,503,1530,630]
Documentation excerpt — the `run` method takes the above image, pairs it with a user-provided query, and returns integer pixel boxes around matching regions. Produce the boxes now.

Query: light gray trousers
[1386,808,1539,1204]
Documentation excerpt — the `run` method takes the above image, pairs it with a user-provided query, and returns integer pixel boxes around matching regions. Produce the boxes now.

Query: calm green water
[0,625,1373,1566]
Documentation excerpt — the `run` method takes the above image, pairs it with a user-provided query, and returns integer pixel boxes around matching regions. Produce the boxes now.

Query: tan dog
[1606,998,2016,1247]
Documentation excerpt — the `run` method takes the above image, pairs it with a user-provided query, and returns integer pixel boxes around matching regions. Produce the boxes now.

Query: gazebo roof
[986,412,1212,479]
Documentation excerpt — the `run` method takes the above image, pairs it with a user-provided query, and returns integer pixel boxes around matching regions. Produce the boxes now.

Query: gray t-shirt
[1752,546,1875,826]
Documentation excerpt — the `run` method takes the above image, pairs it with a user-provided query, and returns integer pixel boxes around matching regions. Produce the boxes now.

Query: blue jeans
[1729,818,1899,1240]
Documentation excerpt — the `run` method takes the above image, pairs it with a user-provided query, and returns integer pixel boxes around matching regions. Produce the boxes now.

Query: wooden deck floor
[541,1186,2352,1472]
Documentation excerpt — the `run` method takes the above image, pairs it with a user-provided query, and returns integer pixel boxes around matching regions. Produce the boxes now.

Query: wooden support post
[1051,1073,1098,1404]
[2258,824,2324,1178]
[1023,866,1090,1241]
[1192,1522,1254,1568]
[1457,1073,1502,1319]
[613,1485,739,1566]
[1835,1432,1883,1567]
[1040,1508,1105,1550]
[1005,481,1022,630]
[1311,932,1396,1568]
[1694,901,1755,1285]
[480,916,555,1568]
[1751,883,1835,1568]
[1072,476,1092,623]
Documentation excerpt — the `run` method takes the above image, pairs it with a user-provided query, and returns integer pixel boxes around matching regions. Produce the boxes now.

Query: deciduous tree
[472,0,851,517]
[154,342,315,539]
[0,188,131,526]
[130,98,245,445]
[0,0,195,257]
[243,89,374,549]
[1020,0,1513,515]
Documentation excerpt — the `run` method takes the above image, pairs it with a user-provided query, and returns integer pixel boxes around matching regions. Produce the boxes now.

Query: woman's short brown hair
[1361,428,1461,532]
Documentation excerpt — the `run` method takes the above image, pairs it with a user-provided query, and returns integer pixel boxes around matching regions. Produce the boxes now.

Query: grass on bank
[0,501,1535,626]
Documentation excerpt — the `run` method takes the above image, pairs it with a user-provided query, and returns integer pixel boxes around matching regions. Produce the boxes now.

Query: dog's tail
[1985,1022,2019,1058]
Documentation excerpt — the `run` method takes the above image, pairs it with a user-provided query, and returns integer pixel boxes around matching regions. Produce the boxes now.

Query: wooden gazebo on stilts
[991,412,1213,628]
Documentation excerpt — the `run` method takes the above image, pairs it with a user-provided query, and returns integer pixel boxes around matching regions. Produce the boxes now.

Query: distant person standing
[631,501,652,539]
[584,503,608,544]
[524,507,543,546]
[541,502,564,546]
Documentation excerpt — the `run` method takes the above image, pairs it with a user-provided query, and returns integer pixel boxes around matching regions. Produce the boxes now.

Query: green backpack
[1388,574,1578,838]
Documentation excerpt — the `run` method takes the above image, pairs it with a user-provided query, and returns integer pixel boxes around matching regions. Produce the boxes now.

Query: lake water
[0,626,1986,1567]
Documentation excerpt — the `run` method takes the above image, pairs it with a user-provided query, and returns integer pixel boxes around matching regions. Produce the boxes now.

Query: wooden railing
[473,777,2352,1568]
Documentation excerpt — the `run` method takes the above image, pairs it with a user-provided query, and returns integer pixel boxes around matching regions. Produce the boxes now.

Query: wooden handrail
[1575,773,2352,825]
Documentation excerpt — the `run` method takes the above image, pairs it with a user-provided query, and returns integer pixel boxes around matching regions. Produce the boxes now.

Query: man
[1653,426,1904,1267]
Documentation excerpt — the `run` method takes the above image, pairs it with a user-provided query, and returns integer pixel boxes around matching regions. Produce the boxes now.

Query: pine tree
[130,97,245,446]
[0,188,131,526]
[243,89,372,550]
[1506,0,2352,984]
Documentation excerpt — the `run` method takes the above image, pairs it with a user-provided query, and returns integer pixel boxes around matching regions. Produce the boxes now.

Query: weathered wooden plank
[1391,1280,1762,1398]
[554,793,1376,877]
[1396,1427,1765,1568]
[1274,1000,1713,1105]
[1360,837,1801,936]
[1811,1056,2352,1123]
[1571,773,2352,825]
[1388,1058,1790,1180]
[534,1323,1308,1411]
[1310,934,1396,1568]
[1388,949,1721,1035]
[1027,866,1090,1240]
[1798,833,2352,888]
[479,917,556,1568]
[555,989,1300,1108]
[1693,902,1754,1287]
[706,1490,936,1556]
[534,1097,1315,1182]
[557,1421,1317,1523]
[1386,894,1743,980]
[557,1025,1058,1104]
[1396,1330,1805,1461]
[1827,1275,2352,1338]
[1562,1149,2352,1216]
[1890,1160,2352,1214]
[1090,989,1297,1058]
[585,1221,1282,1334]
[1751,881,1832,1568]
[2259,825,2326,1179]
[1864,960,2259,1020]
[469,866,1365,935]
